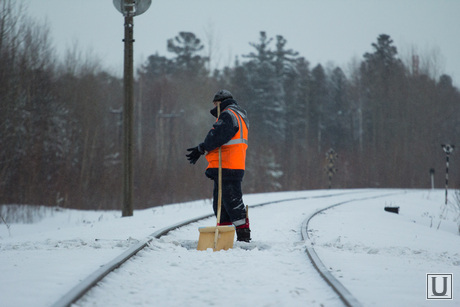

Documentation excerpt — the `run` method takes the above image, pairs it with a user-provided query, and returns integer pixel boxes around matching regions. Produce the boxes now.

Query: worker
[186,89,251,242]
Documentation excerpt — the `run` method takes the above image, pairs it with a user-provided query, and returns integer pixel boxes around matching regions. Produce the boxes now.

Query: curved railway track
[300,191,406,307]
[52,190,403,307]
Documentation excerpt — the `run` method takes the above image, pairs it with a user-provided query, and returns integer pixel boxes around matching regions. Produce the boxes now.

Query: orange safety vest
[205,108,248,170]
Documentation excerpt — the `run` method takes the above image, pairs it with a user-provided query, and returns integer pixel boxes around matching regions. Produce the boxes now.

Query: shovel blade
[197,225,235,251]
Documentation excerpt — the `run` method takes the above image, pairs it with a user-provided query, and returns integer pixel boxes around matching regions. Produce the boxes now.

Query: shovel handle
[213,228,219,249]
[214,103,223,250]
[216,103,222,226]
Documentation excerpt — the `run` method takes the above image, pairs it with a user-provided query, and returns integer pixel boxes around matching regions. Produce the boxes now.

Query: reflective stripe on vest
[205,108,248,170]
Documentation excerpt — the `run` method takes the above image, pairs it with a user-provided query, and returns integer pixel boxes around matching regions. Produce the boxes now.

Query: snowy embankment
[0,189,459,307]
[309,190,460,306]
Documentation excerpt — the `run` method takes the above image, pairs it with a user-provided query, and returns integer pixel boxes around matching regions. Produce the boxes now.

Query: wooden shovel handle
[214,103,223,249]
[216,103,222,226]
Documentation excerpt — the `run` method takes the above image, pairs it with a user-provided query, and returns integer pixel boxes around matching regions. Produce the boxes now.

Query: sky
[26,0,460,86]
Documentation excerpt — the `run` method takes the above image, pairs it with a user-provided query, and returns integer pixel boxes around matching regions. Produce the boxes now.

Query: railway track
[300,191,406,307]
[52,190,402,307]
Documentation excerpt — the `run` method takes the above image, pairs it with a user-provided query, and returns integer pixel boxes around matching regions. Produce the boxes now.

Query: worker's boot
[236,218,251,242]
[236,228,251,242]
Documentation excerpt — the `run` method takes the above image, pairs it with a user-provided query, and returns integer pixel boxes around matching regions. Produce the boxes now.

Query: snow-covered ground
[0,189,459,307]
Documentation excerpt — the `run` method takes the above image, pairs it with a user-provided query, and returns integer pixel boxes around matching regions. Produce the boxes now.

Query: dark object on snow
[384,206,399,214]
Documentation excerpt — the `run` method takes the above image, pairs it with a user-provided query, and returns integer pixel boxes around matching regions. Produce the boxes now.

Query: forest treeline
[1,1,459,210]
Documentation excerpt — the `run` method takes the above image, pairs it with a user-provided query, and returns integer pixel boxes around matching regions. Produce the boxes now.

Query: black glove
[186,145,205,164]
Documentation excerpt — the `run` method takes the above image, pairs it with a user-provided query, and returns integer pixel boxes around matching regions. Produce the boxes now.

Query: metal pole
[113,0,151,217]
[442,144,454,205]
[325,149,338,189]
[122,3,134,217]
[429,168,435,190]
[445,154,450,205]
[438,144,454,229]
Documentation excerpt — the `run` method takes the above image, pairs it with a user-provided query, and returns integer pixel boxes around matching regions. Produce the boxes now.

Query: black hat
[212,89,233,102]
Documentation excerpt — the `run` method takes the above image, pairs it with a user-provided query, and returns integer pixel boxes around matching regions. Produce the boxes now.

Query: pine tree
[360,34,404,150]
[327,66,350,149]
[241,32,285,190]
[167,32,209,76]
[310,64,328,153]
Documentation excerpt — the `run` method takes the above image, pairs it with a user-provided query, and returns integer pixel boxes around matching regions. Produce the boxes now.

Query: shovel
[197,103,235,251]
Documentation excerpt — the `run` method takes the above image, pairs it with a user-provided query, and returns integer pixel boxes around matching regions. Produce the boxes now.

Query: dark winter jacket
[199,99,249,181]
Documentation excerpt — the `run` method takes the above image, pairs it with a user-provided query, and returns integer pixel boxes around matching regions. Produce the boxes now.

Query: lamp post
[113,0,152,217]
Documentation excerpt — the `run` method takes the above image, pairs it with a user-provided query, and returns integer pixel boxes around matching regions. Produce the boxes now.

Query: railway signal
[438,144,454,229]
[325,148,338,189]
[442,144,454,205]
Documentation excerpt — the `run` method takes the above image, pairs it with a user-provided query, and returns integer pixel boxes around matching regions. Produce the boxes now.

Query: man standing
[186,90,251,242]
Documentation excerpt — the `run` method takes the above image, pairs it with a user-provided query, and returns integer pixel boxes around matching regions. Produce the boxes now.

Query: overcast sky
[26,0,460,86]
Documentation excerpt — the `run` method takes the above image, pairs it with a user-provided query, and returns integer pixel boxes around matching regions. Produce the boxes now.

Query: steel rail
[301,191,407,307]
[51,190,373,307]
[50,214,213,307]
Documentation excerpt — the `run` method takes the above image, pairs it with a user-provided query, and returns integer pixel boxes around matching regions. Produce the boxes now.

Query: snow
[0,189,459,307]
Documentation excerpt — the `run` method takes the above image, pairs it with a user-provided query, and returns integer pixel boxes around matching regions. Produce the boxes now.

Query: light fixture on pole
[113,0,152,16]
[113,0,152,217]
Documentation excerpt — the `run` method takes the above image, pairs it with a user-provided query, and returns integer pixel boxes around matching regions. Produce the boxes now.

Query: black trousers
[212,179,247,226]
